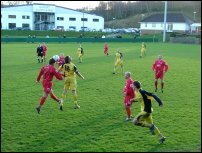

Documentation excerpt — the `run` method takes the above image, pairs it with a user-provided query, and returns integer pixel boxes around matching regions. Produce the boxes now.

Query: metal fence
[1,37,158,43]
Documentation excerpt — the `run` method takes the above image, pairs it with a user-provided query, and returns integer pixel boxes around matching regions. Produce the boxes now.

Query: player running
[42,42,47,62]
[130,80,166,144]
[77,44,84,63]
[113,48,124,74]
[36,58,64,114]
[58,56,85,109]
[123,72,135,121]
[140,42,146,58]
[152,55,169,93]
[104,43,109,56]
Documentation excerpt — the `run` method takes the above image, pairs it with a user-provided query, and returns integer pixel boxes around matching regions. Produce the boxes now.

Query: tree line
[1,1,201,22]
[79,1,201,21]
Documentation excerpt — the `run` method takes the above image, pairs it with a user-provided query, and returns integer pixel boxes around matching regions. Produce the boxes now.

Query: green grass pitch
[1,42,201,152]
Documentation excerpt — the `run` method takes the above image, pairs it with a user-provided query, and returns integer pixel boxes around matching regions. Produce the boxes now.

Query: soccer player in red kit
[58,53,65,67]
[123,72,135,121]
[152,55,168,93]
[42,42,47,62]
[36,58,64,114]
[104,43,109,56]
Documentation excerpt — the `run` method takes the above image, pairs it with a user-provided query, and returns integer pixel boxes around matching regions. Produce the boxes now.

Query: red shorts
[155,71,164,80]
[124,95,134,107]
[43,51,46,56]
[42,81,52,93]
[104,49,108,54]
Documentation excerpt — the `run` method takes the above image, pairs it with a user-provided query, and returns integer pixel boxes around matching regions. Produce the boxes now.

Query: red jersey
[104,44,108,50]
[152,59,168,72]
[42,45,47,53]
[37,65,63,83]
[123,78,135,105]
[58,56,65,67]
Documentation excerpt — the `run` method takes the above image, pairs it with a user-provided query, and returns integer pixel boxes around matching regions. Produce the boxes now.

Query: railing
[1,37,158,43]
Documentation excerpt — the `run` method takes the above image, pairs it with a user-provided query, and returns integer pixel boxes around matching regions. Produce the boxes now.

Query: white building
[190,23,201,34]
[139,13,194,35]
[1,3,104,31]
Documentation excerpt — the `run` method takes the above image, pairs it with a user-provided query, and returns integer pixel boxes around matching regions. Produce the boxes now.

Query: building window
[168,24,173,31]
[69,26,76,31]
[57,17,64,21]
[22,23,29,28]
[93,19,99,22]
[145,23,147,27]
[152,23,156,27]
[22,15,30,19]
[8,15,16,18]
[81,18,87,21]
[69,18,76,21]
[57,26,64,30]
[8,23,16,29]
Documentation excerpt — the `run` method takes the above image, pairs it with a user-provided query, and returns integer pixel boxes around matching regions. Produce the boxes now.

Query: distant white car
[68,28,76,31]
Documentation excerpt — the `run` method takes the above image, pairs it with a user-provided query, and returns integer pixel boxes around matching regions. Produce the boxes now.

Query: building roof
[140,13,194,24]
[1,3,103,18]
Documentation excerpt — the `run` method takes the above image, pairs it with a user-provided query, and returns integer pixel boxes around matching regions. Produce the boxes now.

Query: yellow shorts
[64,77,77,90]
[115,60,123,67]
[78,53,83,58]
[141,48,146,53]
[135,111,153,124]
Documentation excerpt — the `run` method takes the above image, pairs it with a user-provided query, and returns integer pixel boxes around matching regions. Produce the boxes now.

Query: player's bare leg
[160,79,164,93]
[121,65,124,75]
[37,56,40,63]
[43,56,46,62]
[72,90,80,109]
[50,90,63,110]
[125,105,132,121]
[62,89,67,101]
[36,92,48,114]
[113,66,116,74]
[155,79,158,92]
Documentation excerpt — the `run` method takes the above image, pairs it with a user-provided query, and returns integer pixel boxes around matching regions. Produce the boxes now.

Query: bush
[170,32,176,37]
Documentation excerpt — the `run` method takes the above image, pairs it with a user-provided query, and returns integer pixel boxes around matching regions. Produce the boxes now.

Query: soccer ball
[52,55,60,62]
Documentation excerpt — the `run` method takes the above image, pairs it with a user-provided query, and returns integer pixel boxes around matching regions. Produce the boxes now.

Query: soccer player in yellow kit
[113,48,124,74]
[140,42,146,58]
[77,44,84,63]
[130,80,166,144]
[58,56,85,109]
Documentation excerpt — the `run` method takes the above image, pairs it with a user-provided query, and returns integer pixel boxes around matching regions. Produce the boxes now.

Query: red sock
[155,80,158,89]
[50,92,59,102]
[161,82,164,89]
[126,107,131,118]
[40,96,47,106]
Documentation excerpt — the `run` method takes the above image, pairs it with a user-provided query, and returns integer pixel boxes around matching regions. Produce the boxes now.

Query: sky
[33,1,103,10]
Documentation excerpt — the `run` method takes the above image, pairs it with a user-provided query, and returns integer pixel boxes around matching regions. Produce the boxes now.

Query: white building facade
[140,22,190,32]
[139,13,194,34]
[1,4,104,31]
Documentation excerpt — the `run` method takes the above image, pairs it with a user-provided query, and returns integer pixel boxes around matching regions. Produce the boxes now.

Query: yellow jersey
[141,44,146,49]
[77,47,84,55]
[135,89,162,113]
[58,62,78,78]
[115,53,121,61]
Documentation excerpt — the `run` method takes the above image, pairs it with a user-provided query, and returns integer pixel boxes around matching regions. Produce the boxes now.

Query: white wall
[140,22,189,31]
[1,5,104,31]
[2,6,33,29]
[55,7,104,31]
